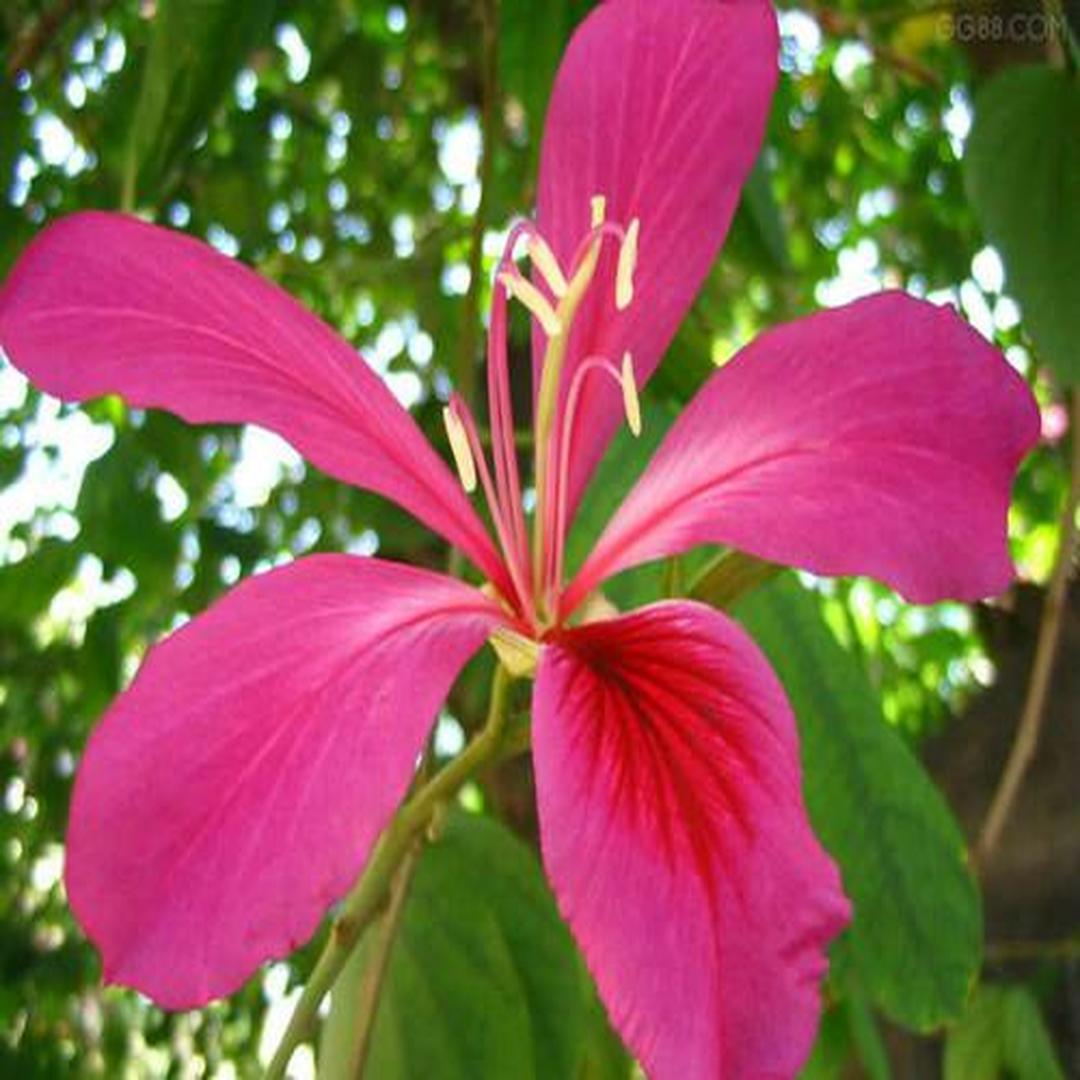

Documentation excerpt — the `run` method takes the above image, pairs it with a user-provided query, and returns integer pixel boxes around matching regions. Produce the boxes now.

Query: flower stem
[264,664,514,1079]
[347,838,421,1078]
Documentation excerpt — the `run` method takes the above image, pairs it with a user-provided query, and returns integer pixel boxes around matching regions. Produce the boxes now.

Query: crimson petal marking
[0,212,508,589]
[533,601,849,1079]
[65,555,503,1008]
[567,293,1040,612]
[535,0,778,526]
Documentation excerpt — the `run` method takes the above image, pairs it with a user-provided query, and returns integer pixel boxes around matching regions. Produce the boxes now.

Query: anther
[620,352,641,436]
[590,194,607,228]
[443,406,477,493]
[498,272,563,338]
[616,218,639,311]
[527,235,569,299]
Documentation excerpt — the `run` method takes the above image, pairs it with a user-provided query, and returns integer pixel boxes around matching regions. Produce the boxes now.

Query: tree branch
[455,0,499,410]
[976,392,1078,868]
[6,0,85,79]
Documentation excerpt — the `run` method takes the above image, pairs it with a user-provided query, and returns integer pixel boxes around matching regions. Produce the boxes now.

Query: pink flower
[0,1,1038,1075]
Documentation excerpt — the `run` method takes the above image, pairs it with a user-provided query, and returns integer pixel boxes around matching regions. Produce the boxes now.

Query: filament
[548,354,640,607]
[448,395,533,620]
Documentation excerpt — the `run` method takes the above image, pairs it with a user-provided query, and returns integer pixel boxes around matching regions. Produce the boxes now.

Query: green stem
[264,664,513,1079]
[348,839,421,1078]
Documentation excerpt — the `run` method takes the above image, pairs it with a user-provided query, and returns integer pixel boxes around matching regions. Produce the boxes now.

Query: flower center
[442,196,642,632]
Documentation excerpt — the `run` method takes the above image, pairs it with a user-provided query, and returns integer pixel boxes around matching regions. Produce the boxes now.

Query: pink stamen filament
[486,281,529,574]
[448,394,534,622]
[548,355,628,610]
[566,221,628,282]
[483,212,637,624]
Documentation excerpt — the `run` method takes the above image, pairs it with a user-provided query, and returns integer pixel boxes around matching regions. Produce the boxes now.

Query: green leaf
[126,0,277,201]
[499,0,591,172]
[319,811,589,1080]
[75,438,179,596]
[690,549,781,611]
[843,985,892,1080]
[739,153,791,271]
[965,66,1080,383]
[798,1006,852,1080]
[0,540,79,627]
[0,78,21,193]
[577,991,634,1080]
[563,395,679,582]
[944,984,1064,1080]
[735,576,982,1030]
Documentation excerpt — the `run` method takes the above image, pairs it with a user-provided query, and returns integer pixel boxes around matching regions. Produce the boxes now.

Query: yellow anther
[498,272,563,338]
[527,235,568,299]
[616,218,639,311]
[590,194,607,228]
[621,352,641,437]
[443,406,477,493]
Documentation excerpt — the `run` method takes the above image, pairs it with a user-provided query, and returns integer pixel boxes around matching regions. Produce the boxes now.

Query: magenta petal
[568,293,1040,611]
[0,212,507,588]
[536,0,778,519]
[65,555,501,1008]
[533,601,849,1078]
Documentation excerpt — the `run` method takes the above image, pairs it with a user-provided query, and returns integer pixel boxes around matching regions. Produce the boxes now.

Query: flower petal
[0,212,507,587]
[65,555,502,1008]
[567,293,1040,612]
[532,601,849,1078]
[536,0,778,520]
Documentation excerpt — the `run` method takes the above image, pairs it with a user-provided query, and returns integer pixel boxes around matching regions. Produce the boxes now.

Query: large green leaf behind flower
[319,810,591,1080]
[736,576,982,1030]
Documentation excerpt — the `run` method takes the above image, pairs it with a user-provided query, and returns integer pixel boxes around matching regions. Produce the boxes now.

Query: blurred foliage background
[0,0,1077,1076]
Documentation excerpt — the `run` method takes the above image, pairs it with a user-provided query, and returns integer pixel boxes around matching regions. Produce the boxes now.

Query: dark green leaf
[735,576,982,1030]
[798,1006,852,1080]
[563,395,678,581]
[499,0,591,174]
[0,540,78,627]
[126,0,277,201]
[319,811,589,1080]
[690,549,781,610]
[944,984,1064,1080]
[965,65,1080,382]
[739,153,791,271]
[577,991,634,1080]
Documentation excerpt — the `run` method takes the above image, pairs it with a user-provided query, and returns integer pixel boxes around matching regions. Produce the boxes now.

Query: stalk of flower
[0,1,1039,1076]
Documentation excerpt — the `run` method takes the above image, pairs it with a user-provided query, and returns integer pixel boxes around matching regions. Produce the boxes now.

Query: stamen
[616,218,639,311]
[590,194,607,227]
[546,355,629,611]
[486,279,529,574]
[443,406,477,493]
[527,235,569,299]
[498,271,563,338]
[620,352,641,436]
[450,395,535,622]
